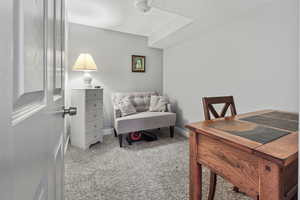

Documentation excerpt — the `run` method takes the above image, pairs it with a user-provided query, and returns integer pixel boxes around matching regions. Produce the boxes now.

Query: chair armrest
[113,107,122,119]
[166,103,175,113]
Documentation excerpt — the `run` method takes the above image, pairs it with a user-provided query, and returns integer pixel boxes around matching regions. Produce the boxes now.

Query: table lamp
[72,53,97,88]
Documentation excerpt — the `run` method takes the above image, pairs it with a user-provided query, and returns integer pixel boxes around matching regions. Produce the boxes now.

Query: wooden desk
[186,110,298,200]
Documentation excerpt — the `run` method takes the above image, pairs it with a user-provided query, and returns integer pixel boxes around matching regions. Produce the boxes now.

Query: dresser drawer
[86,90,101,100]
[86,100,101,113]
[86,109,103,122]
[86,130,98,143]
[86,120,103,131]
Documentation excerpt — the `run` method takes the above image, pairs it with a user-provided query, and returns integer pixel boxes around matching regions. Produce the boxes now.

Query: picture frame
[132,55,146,72]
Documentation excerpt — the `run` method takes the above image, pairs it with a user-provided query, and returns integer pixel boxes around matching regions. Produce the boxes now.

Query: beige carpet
[65,128,251,200]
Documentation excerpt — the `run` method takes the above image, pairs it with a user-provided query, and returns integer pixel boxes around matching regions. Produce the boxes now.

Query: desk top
[186,110,298,166]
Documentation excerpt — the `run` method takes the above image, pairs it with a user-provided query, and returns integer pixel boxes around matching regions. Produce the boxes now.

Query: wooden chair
[202,96,237,200]
[202,96,237,120]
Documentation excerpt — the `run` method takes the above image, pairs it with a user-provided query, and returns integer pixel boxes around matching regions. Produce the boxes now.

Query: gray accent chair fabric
[116,112,176,134]
[112,92,176,147]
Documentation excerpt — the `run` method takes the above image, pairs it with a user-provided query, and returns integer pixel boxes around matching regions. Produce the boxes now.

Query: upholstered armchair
[112,92,176,147]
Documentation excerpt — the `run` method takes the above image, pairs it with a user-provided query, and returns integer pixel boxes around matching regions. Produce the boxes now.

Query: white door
[0,0,70,200]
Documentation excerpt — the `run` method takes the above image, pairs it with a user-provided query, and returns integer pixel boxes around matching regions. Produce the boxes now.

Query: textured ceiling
[69,0,275,48]
[68,0,192,40]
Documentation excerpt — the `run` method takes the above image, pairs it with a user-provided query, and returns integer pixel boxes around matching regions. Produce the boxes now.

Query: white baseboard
[64,135,70,154]
[175,126,189,138]
[103,128,114,136]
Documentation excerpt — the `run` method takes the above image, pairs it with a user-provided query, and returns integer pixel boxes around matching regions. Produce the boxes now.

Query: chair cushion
[115,112,176,134]
[112,92,158,112]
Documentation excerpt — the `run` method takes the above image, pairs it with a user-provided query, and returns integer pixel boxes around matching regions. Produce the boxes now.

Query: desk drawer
[197,134,259,197]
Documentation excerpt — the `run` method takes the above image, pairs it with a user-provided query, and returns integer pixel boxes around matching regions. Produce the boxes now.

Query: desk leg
[190,131,202,200]
[259,159,283,200]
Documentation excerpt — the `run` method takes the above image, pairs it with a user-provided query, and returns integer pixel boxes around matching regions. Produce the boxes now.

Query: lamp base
[83,72,93,88]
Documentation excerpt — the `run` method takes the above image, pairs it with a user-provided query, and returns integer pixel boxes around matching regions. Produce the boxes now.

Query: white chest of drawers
[70,88,104,150]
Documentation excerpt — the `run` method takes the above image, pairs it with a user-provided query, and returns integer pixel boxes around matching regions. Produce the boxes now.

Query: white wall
[163,0,299,128]
[68,23,163,128]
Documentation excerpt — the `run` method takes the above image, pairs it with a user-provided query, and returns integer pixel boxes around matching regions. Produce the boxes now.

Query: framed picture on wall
[132,55,146,72]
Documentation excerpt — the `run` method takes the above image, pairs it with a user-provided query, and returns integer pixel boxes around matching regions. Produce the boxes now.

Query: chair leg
[113,128,118,137]
[170,126,174,138]
[119,134,123,147]
[233,186,239,193]
[208,171,217,200]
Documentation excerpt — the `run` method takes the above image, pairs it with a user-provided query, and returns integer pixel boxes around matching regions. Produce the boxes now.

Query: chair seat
[115,112,176,134]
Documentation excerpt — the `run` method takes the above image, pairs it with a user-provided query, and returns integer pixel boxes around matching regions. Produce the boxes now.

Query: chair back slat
[208,104,220,118]
[202,96,237,120]
[220,103,230,117]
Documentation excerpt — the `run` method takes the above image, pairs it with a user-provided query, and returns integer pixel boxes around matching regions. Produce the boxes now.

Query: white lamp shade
[72,53,97,71]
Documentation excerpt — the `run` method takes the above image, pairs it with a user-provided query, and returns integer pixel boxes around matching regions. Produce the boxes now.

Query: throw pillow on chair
[149,96,169,112]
